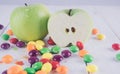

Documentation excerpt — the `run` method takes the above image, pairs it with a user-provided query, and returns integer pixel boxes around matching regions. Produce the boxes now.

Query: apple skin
[10,4,50,42]
[48,9,93,47]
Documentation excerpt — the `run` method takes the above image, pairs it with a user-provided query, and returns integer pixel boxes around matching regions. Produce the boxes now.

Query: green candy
[51,45,60,54]
[32,62,43,71]
[116,53,120,61]
[69,45,79,53]
[84,54,94,63]
[40,48,50,54]
[2,34,9,40]
[24,67,36,74]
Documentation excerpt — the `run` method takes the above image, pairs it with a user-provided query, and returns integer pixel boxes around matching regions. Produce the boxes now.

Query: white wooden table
[0,5,120,74]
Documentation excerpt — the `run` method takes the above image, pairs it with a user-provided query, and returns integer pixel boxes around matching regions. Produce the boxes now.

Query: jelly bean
[15,61,24,66]
[36,70,47,74]
[2,34,9,40]
[116,53,120,61]
[61,50,72,58]
[42,52,53,60]
[40,48,50,54]
[47,37,55,45]
[112,43,120,51]
[6,29,13,36]
[50,61,60,70]
[36,40,45,46]
[69,45,79,53]
[28,57,39,65]
[24,67,36,74]
[28,41,36,45]
[76,41,84,50]
[7,65,22,74]
[9,38,18,44]
[86,64,98,73]
[97,34,105,40]
[78,50,88,57]
[2,55,13,64]
[2,70,7,74]
[35,43,43,50]
[18,70,27,74]
[27,44,36,51]
[1,43,10,50]
[0,24,4,30]
[29,50,40,57]
[41,62,52,73]
[40,58,50,64]
[16,41,26,48]
[56,65,68,74]
[32,62,43,71]
[92,28,99,35]
[51,45,60,54]
[84,54,94,63]
[52,55,63,62]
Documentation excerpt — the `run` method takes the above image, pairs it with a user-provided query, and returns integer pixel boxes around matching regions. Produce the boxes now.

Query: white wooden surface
[0,5,120,74]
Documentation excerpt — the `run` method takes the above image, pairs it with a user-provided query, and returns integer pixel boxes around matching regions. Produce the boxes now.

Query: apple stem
[68,9,72,16]
[25,3,28,6]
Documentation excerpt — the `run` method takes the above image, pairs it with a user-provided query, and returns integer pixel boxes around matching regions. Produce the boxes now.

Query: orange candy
[56,66,68,74]
[6,29,13,36]
[7,65,22,74]
[15,61,24,66]
[92,28,99,35]
[18,70,27,74]
[27,44,36,51]
[36,70,47,74]
[78,50,88,57]
[2,55,13,64]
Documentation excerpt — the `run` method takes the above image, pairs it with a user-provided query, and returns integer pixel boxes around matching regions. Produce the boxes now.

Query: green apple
[10,4,50,42]
[48,9,93,47]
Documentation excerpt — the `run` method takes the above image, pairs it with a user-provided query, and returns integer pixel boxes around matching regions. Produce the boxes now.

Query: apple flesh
[10,4,50,42]
[48,9,93,47]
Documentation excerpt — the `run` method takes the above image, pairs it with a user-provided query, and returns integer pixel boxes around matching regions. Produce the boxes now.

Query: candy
[92,28,99,35]
[116,53,120,61]
[15,61,24,66]
[9,38,18,44]
[28,57,39,65]
[78,50,88,57]
[69,45,79,53]
[40,48,50,54]
[97,34,105,40]
[2,34,10,40]
[28,41,36,45]
[84,54,94,63]
[41,62,52,73]
[2,70,7,74]
[76,41,84,50]
[50,61,60,70]
[52,55,63,62]
[16,41,26,48]
[35,43,43,50]
[18,70,27,74]
[24,67,36,74]
[2,55,13,64]
[1,43,10,50]
[86,64,98,73]
[6,29,13,36]
[112,43,120,51]
[40,58,50,64]
[47,37,55,45]
[29,50,40,57]
[36,40,45,46]
[61,50,72,58]
[7,65,22,74]
[36,70,47,74]
[42,52,53,60]
[32,62,43,71]
[27,44,36,51]
[51,45,60,54]
[56,65,68,74]
[0,24,4,30]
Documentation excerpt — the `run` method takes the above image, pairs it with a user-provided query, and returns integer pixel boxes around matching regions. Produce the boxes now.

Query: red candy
[10,38,18,44]
[76,41,84,50]
[112,43,120,51]
[47,37,55,45]
[40,58,50,64]
[50,61,60,70]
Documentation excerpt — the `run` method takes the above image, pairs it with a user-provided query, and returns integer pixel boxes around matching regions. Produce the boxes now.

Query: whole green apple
[10,4,50,42]
[48,9,93,47]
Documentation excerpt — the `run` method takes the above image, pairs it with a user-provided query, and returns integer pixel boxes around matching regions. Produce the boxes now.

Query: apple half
[48,9,93,47]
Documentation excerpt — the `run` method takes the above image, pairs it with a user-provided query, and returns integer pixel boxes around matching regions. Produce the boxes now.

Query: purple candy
[28,57,39,65]
[0,24,4,30]
[1,43,10,49]
[29,50,40,57]
[61,50,72,58]
[16,41,26,48]
[2,70,7,74]
[52,55,63,62]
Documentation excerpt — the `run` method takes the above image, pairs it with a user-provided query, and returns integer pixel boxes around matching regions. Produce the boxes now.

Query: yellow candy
[35,43,43,50]
[42,53,53,59]
[36,40,45,46]
[41,62,52,73]
[97,34,105,40]
[86,64,98,73]
[28,41,36,45]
